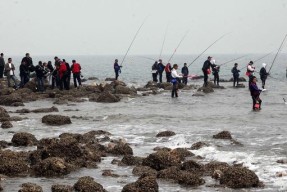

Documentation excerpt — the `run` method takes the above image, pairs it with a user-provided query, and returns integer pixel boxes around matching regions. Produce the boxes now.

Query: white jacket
[247,65,255,72]
[171,68,182,78]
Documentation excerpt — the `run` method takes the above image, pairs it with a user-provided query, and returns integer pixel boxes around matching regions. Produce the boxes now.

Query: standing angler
[165,63,172,82]
[181,63,189,85]
[231,63,240,87]
[171,64,182,98]
[202,56,212,87]
[249,76,262,111]
[21,53,34,81]
[246,61,255,79]
[259,63,269,90]
[71,60,82,88]
[211,59,220,86]
[114,59,121,80]
[4,58,19,89]
[157,59,165,83]
[151,61,158,82]
[0,53,5,78]
[35,61,47,92]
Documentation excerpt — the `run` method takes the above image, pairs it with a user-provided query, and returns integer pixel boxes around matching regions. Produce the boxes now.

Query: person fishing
[181,63,189,85]
[202,56,212,87]
[171,64,182,98]
[211,59,220,86]
[259,63,269,90]
[21,53,34,81]
[231,63,240,87]
[0,53,5,78]
[246,61,255,79]
[71,59,82,88]
[157,59,165,83]
[114,59,122,80]
[35,61,48,92]
[151,61,158,82]
[249,76,262,110]
[165,63,172,82]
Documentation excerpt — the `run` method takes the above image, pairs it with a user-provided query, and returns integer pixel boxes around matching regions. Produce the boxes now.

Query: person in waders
[259,63,269,90]
[181,63,189,85]
[246,61,255,80]
[171,64,182,98]
[202,56,212,87]
[231,63,240,87]
[249,76,262,111]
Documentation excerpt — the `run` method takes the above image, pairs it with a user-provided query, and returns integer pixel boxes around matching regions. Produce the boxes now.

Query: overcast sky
[1,0,287,56]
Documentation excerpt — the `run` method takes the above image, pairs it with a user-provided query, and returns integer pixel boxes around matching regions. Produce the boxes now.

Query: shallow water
[1,54,287,191]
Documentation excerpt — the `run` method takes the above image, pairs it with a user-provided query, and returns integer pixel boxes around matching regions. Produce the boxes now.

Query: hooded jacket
[260,63,268,80]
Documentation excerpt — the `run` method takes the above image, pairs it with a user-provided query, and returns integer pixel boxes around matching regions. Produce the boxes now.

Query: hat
[208,56,212,59]
[249,61,253,64]
[262,63,267,68]
[235,63,238,65]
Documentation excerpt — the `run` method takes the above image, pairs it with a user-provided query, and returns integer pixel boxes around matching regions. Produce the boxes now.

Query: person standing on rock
[171,64,182,98]
[58,59,68,90]
[152,61,158,82]
[4,58,19,89]
[0,53,5,78]
[63,59,71,89]
[71,60,82,88]
[259,63,269,90]
[165,63,172,82]
[19,61,30,88]
[231,63,240,87]
[35,61,47,92]
[21,53,34,81]
[202,56,212,87]
[249,76,262,110]
[157,59,165,83]
[211,59,220,86]
[181,63,189,85]
[114,59,122,80]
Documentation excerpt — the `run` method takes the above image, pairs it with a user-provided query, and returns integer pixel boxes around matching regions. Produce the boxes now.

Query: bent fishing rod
[268,33,287,74]
[218,54,248,67]
[159,23,169,60]
[167,30,189,63]
[187,32,231,68]
[120,16,148,67]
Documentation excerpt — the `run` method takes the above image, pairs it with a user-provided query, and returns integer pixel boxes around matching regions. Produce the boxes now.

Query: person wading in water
[171,64,182,98]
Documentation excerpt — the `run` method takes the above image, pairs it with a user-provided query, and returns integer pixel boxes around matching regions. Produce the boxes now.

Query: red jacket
[72,63,81,73]
[59,62,67,78]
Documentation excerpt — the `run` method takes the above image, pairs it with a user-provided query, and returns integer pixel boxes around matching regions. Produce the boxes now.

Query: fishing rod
[268,34,287,73]
[218,54,248,67]
[167,30,189,63]
[120,16,148,67]
[159,24,169,60]
[238,50,275,71]
[187,32,231,68]
[136,56,157,62]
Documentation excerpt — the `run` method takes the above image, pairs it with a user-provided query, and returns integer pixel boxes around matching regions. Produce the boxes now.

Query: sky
[1,0,287,56]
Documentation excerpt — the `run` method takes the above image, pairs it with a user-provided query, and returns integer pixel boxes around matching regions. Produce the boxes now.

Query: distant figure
[211,59,220,86]
[181,63,189,85]
[202,56,212,86]
[151,61,158,82]
[4,58,18,89]
[259,63,269,90]
[63,59,71,89]
[165,63,172,82]
[21,53,34,80]
[19,61,29,88]
[35,61,47,92]
[231,63,240,87]
[171,64,182,98]
[71,60,82,88]
[58,59,68,90]
[246,61,255,79]
[0,53,5,78]
[249,76,262,110]
[157,59,165,83]
[114,59,121,80]
[47,61,54,82]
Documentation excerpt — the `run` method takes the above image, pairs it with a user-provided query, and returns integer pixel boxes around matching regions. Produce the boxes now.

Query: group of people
[0,53,82,92]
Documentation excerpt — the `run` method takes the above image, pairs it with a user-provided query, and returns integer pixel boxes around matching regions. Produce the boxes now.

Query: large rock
[42,115,72,126]
[115,85,137,95]
[122,175,158,192]
[144,81,158,89]
[19,183,43,192]
[204,161,230,176]
[213,131,233,140]
[1,121,13,129]
[120,155,143,166]
[0,140,9,149]
[190,141,209,150]
[132,166,158,177]
[0,95,23,106]
[108,142,133,155]
[32,157,73,177]
[91,92,120,103]
[156,131,176,137]
[11,132,38,146]
[142,150,181,171]
[73,176,106,192]
[197,86,214,93]
[181,160,205,176]
[177,171,205,186]
[0,107,10,119]
[170,148,194,160]
[51,185,73,192]
[220,167,260,188]
[31,106,59,113]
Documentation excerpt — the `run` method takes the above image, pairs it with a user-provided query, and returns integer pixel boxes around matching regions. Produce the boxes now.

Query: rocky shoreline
[0,77,284,191]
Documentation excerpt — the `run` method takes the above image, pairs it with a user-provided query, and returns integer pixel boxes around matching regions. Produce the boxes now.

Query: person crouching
[171,64,182,98]
[249,76,262,110]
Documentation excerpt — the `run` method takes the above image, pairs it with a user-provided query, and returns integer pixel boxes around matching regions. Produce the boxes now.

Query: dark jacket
[21,56,34,72]
[260,67,268,80]
[35,65,47,78]
[152,62,158,71]
[114,62,120,72]
[4,63,15,76]
[211,64,220,74]
[181,66,189,75]
[249,82,261,97]
[202,60,211,71]
[0,57,5,67]
[157,63,165,73]
[232,66,240,77]
[19,63,29,76]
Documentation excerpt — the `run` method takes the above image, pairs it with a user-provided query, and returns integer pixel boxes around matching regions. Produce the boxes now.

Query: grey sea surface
[1,54,287,191]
